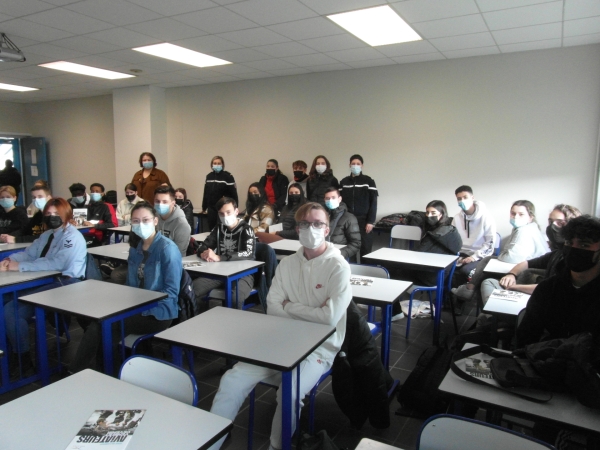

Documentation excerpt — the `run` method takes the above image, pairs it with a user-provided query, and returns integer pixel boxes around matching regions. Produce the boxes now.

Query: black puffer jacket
[327,203,360,260]
[332,301,394,429]
[307,172,338,205]
[202,170,238,211]
[179,199,194,231]
[276,201,303,240]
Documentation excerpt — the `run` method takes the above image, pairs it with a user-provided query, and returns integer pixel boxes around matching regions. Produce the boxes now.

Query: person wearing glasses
[209,202,351,450]
[70,201,181,372]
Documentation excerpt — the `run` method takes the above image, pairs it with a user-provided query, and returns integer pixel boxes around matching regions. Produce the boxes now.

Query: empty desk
[88,242,130,263]
[107,225,131,243]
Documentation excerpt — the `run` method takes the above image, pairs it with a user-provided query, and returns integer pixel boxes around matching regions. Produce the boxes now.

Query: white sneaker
[391,312,405,322]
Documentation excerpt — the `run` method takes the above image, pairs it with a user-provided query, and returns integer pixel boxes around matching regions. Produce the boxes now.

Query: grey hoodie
[157,205,191,257]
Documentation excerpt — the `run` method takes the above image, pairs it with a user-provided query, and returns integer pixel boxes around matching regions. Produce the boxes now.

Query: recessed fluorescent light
[0,83,38,92]
[132,43,232,68]
[328,5,421,47]
[38,61,135,80]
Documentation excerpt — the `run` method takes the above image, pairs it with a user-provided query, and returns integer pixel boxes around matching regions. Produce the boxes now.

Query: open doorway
[0,138,23,205]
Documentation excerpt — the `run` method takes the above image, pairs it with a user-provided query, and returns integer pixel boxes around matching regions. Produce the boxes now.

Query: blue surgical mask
[34,197,47,211]
[74,196,85,204]
[325,198,339,210]
[155,203,170,216]
[0,198,14,209]
[350,165,361,176]
[458,199,473,211]
[142,161,154,170]
[212,165,223,173]
[510,216,529,228]
[90,193,102,202]
[132,222,155,240]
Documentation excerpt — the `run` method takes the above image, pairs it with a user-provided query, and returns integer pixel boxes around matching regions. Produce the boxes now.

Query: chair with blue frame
[494,232,502,256]
[389,225,422,249]
[349,263,390,332]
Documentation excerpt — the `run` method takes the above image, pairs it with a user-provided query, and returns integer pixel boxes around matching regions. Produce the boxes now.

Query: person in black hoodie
[323,187,361,260]
[276,183,306,240]
[202,156,238,230]
[175,187,194,231]
[339,154,378,260]
[307,155,338,206]
[0,185,28,236]
[259,159,289,214]
[0,183,52,244]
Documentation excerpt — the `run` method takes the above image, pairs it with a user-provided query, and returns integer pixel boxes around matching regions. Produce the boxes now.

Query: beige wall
[0,101,29,135]
[167,44,600,236]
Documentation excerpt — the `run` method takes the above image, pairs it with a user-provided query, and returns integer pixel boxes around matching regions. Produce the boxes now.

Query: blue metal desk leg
[433,269,445,345]
[225,278,232,309]
[34,307,50,386]
[171,346,183,367]
[381,304,392,370]
[101,320,114,376]
[281,370,292,450]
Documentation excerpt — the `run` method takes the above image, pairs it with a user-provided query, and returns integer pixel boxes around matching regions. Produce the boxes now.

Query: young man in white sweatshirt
[209,202,352,450]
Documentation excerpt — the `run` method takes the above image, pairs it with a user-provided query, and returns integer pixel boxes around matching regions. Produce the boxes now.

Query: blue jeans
[4,277,82,354]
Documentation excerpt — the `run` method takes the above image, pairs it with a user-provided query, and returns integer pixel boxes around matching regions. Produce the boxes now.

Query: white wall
[25,95,116,199]
[0,101,29,135]
[167,44,600,237]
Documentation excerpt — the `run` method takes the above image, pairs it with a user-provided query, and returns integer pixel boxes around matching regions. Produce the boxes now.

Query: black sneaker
[100,261,115,275]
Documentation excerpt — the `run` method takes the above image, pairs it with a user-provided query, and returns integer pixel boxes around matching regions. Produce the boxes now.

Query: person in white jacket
[209,202,352,450]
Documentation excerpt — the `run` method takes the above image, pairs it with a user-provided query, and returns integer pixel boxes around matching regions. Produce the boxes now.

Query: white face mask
[299,226,326,249]
[315,164,327,174]
[220,214,237,227]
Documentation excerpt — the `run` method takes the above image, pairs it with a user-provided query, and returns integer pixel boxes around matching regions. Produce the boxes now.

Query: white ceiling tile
[483,2,563,30]
[0,0,54,17]
[85,28,161,48]
[172,7,258,34]
[226,0,318,26]
[210,48,271,63]
[298,0,386,15]
[564,16,600,37]
[412,14,488,38]
[391,0,480,23]
[109,63,168,75]
[42,0,81,5]
[429,32,496,51]
[282,53,342,66]
[173,35,243,53]
[100,49,160,64]
[0,12,14,22]
[244,58,298,70]
[325,47,385,62]
[267,67,311,76]
[60,55,126,69]
[476,0,557,12]
[9,36,41,48]
[0,18,74,42]
[125,18,208,41]
[65,0,162,26]
[499,38,561,53]
[19,42,86,60]
[375,40,439,57]
[194,73,240,82]
[24,8,114,34]
[267,17,344,41]
[160,67,217,79]
[300,34,367,52]
[235,71,272,79]
[0,65,55,79]
[308,62,351,72]
[52,36,123,54]
[345,57,397,68]
[563,32,600,46]
[492,22,562,45]
[138,71,196,82]
[443,45,500,58]
[203,63,261,75]
[253,42,316,58]
[565,0,600,20]
[126,0,217,16]
[35,73,94,86]
[4,51,48,66]
[217,28,291,47]
[391,52,446,64]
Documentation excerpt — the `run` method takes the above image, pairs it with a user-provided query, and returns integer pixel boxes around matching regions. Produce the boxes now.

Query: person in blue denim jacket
[70,201,181,372]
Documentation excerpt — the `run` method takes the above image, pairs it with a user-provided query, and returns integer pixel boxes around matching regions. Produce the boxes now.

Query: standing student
[307,155,338,206]
[116,183,142,226]
[339,154,378,260]
[244,183,276,233]
[175,188,194,231]
[0,185,28,236]
[323,187,361,260]
[259,159,289,213]
[154,185,191,257]
[288,160,309,198]
[0,160,22,197]
[131,152,170,204]
[0,183,52,243]
[202,156,238,230]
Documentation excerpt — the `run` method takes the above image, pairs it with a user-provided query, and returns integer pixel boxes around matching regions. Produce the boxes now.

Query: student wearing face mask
[244,182,275,233]
[323,187,360,260]
[259,159,289,214]
[1,182,53,244]
[276,183,307,240]
[0,185,28,236]
[202,156,238,230]
[79,183,116,246]
[307,155,338,206]
[116,183,142,226]
[154,185,191,257]
[192,197,255,308]
[288,160,309,198]
[131,152,170,204]
[175,188,194,230]
[2,198,86,376]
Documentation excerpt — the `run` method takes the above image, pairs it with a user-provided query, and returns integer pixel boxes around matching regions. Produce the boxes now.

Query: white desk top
[351,278,412,307]
[268,239,345,254]
[439,343,600,433]
[0,270,60,288]
[192,232,210,241]
[356,438,403,450]
[182,255,264,277]
[156,307,335,371]
[19,279,166,320]
[363,248,458,271]
[484,259,516,275]
[483,290,530,316]
[108,225,131,233]
[0,369,232,450]
[88,242,131,261]
[0,242,31,252]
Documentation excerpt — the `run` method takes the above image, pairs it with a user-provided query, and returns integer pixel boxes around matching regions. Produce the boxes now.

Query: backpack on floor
[177,269,198,323]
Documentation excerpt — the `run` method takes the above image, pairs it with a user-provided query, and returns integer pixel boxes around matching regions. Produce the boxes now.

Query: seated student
[0,185,29,237]
[1,183,53,244]
[209,202,351,450]
[259,159,289,213]
[288,160,309,198]
[67,182,90,208]
[116,183,142,226]
[244,182,275,233]
[175,187,194,231]
[323,187,361,260]
[307,155,339,205]
[255,183,306,244]
[192,197,255,309]
[24,179,50,217]
[2,198,86,375]
[70,201,181,373]
[453,200,550,302]
[154,185,191,257]
[68,183,114,246]
[90,182,117,235]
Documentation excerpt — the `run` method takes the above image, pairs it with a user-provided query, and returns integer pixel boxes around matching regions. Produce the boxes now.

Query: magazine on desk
[350,276,374,286]
[65,409,146,449]
[73,208,88,226]
[465,357,493,379]
[488,289,530,303]
[183,261,204,268]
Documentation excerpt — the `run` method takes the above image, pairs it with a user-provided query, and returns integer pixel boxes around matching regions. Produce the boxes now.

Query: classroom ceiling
[0,0,599,104]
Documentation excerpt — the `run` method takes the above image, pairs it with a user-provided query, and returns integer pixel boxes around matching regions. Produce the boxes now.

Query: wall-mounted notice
[31,149,37,164]
[31,165,38,176]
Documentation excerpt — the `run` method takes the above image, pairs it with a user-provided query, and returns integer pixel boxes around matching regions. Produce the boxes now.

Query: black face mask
[126,194,136,202]
[266,169,277,177]
[546,224,565,250]
[288,194,301,204]
[249,193,261,204]
[293,171,304,179]
[426,216,439,228]
[175,199,184,206]
[563,245,600,273]
[44,215,63,230]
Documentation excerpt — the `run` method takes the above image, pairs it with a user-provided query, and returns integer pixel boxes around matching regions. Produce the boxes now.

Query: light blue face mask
[142,161,154,170]
[90,193,102,202]
[0,198,14,209]
[212,165,223,173]
[510,216,529,228]
[325,198,339,210]
[350,165,361,176]
[34,197,47,211]
[74,196,85,204]
[155,203,170,216]
[132,222,155,240]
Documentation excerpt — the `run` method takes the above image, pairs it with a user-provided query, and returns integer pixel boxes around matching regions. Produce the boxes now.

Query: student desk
[362,248,458,345]
[356,438,404,450]
[192,231,210,241]
[439,343,600,435]
[351,278,412,371]
[19,280,166,381]
[0,270,59,393]
[88,242,130,263]
[0,369,233,450]
[483,259,516,276]
[483,291,530,317]
[0,242,31,259]
[182,256,264,308]
[268,239,345,256]
[155,307,335,450]
[108,225,130,243]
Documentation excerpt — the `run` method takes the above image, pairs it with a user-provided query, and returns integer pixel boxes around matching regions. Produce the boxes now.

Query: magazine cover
[65,409,146,449]
[73,208,88,226]
[183,261,203,268]
[350,276,374,286]
[465,358,493,379]
[489,289,529,302]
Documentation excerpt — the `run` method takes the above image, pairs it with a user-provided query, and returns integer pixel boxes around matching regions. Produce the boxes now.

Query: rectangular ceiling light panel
[38,61,134,79]
[133,43,232,68]
[0,83,38,92]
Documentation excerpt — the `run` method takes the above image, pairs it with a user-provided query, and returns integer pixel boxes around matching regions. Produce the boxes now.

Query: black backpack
[177,269,198,323]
